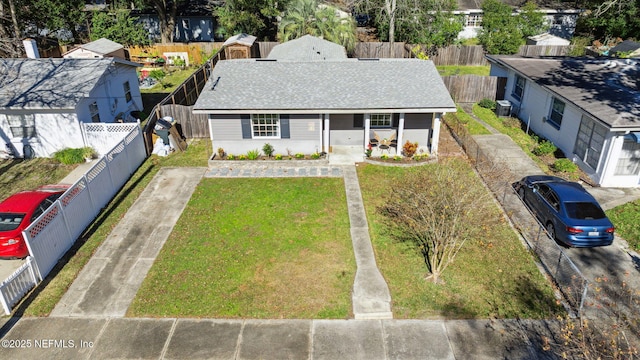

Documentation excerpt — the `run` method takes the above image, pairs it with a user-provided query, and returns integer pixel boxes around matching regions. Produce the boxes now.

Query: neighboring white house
[454,0,580,40]
[63,38,128,60]
[0,57,142,158]
[487,55,640,188]
[193,36,456,156]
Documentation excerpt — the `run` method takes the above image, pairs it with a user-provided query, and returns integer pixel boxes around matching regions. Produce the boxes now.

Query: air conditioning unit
[495,100,512,117]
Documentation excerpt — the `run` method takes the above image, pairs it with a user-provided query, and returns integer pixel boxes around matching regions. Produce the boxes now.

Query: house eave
[193,108,456,115]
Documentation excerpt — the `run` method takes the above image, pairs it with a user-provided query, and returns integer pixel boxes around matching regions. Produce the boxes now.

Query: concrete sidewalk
[0,317,559,359]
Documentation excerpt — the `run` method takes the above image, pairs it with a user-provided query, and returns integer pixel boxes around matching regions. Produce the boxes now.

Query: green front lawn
[128,177,355,318]
[607,201,640,251]
[0,159,78,201]
[358,163,561,319]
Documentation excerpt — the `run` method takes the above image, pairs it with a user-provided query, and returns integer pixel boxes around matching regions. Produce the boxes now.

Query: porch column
[431,113,443,155]
[364,114,370,147]
[323,114,330,153]
[397,113,405,154]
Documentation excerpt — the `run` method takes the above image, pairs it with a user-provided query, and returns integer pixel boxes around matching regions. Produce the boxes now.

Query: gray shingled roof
[193,58,456,113]
[79,38,123,55]
[0,58,131,110]
[487,55,640,128]
[267,35,347,61]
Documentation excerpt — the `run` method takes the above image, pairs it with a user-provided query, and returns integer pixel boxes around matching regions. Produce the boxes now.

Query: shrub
[413,153,429,161]
[237,154,247,160]
[381,154,389,160]
[227,154,235,160]
[262,143,274,157]
[553,158,578,173]
[217,147,225,158]
[81,147,97,159]
[533,140,557,156]
[246,149,260,160]
[311,152,321,159]
[274,153,283,160]
[295,153,305,159]
[402,141,418,157]
[478,98,496,110]
[53,148,85,165]
[393,155,402,161]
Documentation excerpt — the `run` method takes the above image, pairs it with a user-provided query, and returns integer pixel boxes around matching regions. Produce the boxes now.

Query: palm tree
[278,0,356,52]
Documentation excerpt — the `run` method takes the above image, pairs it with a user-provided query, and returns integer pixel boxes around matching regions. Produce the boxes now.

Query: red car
[0,185,69,259]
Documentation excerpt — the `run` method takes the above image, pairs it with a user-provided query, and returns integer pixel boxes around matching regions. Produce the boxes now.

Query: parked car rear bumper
[561,234,614,248]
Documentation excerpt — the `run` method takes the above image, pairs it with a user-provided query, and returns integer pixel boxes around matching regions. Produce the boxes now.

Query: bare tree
[380,158,494,284]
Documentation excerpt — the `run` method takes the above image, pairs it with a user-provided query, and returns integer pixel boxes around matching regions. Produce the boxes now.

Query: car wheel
[518,187,525,200]
[546,222,556,240]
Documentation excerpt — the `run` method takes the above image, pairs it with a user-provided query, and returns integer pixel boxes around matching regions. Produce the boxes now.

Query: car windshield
[564,202,606,220]
[0,213,25,231]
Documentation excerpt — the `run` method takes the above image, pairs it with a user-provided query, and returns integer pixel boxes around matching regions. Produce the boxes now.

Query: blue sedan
[514,175,615,248]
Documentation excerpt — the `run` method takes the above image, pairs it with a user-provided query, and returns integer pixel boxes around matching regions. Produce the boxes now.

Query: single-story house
[0,57,142,158]
[193,36,456,157]
[63,38,127,60]
[487,55,640,187]
[454,0,580,40]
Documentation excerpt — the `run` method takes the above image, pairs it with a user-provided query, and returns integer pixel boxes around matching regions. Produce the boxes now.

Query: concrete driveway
[473,133,640,324]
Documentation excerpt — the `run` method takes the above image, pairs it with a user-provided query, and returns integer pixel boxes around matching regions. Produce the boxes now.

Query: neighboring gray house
[193,37,456,157]
[63,38,127,60]
[488,55,640,187]
[0,58,142,158]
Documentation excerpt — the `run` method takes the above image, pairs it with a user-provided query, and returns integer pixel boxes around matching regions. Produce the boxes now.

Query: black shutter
[353,114,364,128]
[241,115,251,139]
[280,115,290,139]
[392,113,399,128]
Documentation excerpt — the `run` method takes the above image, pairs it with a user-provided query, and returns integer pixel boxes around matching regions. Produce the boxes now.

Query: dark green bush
[262,143,274,157]
[53,148,85,165]
[478,98,496,110]
[533,140,557,156]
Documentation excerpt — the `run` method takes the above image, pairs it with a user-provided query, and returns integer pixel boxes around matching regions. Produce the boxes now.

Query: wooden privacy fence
[142,47,227,154]
[161,105,209,138]
[442,75,498,103]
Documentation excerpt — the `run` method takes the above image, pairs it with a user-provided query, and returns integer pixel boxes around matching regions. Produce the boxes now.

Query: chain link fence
[445,119,589,316]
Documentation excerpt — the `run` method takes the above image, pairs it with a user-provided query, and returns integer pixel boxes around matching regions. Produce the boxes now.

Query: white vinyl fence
[0,125,146,314]
[82,121,141,156]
